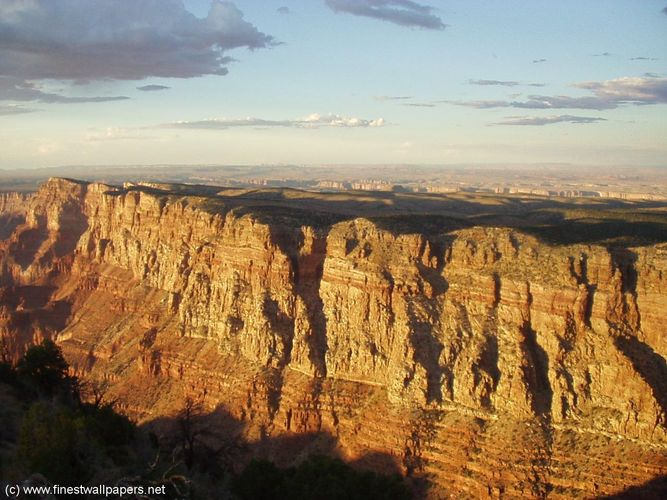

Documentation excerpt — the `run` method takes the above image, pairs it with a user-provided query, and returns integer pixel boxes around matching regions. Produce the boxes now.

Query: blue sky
[0,0,665,169]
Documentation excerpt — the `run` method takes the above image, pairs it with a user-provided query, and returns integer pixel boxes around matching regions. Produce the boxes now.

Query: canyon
[1,177,666,498]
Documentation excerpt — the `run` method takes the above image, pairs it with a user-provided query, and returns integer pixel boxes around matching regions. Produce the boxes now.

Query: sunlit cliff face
[0,178,666,498]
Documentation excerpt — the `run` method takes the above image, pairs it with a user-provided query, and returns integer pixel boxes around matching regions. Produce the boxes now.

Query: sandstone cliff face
[1,178,666,498]
[0,191,31,214]
[0,191,31,240]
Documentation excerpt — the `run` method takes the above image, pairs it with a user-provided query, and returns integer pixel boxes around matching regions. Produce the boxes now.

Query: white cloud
[574,77,667,104]
[84,127,154,142]
[301,113,385,127]
[163,113,385,129]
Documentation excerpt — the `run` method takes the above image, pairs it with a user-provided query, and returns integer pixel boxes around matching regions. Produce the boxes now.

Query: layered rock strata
[0,178,665,498]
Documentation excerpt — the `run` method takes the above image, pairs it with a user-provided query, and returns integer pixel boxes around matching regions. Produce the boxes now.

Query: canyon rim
[0,177,665,497]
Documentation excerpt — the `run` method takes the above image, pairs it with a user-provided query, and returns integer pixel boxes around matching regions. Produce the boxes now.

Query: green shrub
[16,339,75,398]
[0,361,16,385]
[233,459,284,500]
[80,402,136,462]
[17,402,92,485]
[233,455,411,500]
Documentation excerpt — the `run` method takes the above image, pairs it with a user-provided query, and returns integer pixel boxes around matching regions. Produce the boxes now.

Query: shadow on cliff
[607,248,667,422]
[0,213,25,240]
[0,286,72,360]
[9,224,49,270]
[600,474,667,499]
[520,217,667,247]
[371,211,667,248]
[6,200,88,272]
[519,321,553,419]
[51,201,88,260]
[141,402,417,496]
[266,222,330,380]
[210,189,667,248]
[210,187,667,219]
[143,403,406,474]
[614,335,667,421]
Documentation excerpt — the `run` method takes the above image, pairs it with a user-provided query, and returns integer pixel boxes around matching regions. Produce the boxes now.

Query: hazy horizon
[3,162,667,174]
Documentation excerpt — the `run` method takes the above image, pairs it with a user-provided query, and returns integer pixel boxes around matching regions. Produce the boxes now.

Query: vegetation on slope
[0,340,412,499]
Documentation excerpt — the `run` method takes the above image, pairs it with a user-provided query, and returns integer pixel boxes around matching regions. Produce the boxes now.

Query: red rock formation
[1,178,665,498]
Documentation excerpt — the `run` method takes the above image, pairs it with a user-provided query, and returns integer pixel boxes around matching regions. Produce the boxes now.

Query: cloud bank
[494,115,606,126]
[0,77,129,103]
[375,95,413,101]
[325,0,445,30]
[0,0,273,82]
[84,127,154,142]
[448,96,614,110]
[452,77,667,110]
[137,85,171,92]
[0,104,34,116]
[468,79,545,88]
[574,77,667,104]
[163,113,385,129]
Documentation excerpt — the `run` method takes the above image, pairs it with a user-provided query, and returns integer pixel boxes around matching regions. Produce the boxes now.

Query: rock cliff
[0,191,31,240]
[1,178,666,498]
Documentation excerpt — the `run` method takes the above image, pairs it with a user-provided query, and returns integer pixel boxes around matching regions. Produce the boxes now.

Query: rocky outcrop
[1,178,666,498]
[0,191,32,240]
[0,191,31,213]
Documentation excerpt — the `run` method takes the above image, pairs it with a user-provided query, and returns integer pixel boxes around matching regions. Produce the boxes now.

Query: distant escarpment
[1,178,666,498]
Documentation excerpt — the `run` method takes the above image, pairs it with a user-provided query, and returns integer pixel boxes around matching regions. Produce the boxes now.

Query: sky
[0,0,666,169]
